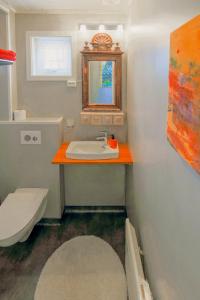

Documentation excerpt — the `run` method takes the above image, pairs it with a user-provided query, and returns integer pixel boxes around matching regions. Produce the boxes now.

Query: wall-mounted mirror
[89,60,115,105]
[81,33,123,111]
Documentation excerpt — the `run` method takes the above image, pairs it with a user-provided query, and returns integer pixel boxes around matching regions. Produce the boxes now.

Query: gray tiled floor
[0,212,126,300]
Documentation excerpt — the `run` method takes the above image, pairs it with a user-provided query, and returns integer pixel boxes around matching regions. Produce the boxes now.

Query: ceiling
[5,0,132,13]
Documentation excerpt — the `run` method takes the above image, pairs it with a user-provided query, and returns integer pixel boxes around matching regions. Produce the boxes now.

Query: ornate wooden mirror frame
[81,33,123,111]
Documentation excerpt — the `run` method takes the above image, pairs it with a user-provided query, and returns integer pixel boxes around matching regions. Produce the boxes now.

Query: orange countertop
[52,143,134,165]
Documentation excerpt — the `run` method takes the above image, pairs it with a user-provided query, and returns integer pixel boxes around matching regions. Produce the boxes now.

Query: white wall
[0,9,10,120]
[0,10,7,48]
[0,65,10,120]
[9,10,18,112]
[65,165,125,206]
[15,13,127,142]
[127,1,200,299]
[0,6,17,120]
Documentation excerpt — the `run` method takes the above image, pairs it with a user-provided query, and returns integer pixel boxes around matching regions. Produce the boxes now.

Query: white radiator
[125,219,153,300]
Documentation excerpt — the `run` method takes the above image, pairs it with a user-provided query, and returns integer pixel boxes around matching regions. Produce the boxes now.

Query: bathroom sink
[66,141,119,160]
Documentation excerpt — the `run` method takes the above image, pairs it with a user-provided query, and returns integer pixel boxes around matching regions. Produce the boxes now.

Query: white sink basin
[66,141,119,160]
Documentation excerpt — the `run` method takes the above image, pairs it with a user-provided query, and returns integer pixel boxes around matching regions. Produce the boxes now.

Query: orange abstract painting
[167,15,200,173]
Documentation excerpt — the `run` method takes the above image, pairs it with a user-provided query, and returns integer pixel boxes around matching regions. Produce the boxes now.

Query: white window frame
[26,31,76,81]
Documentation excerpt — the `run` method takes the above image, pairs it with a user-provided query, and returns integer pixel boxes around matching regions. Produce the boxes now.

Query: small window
[26,32,75,81]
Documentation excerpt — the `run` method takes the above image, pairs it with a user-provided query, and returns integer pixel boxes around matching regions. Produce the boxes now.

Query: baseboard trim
[37,206,126,225]
[37,218,61,226]
[64,206,126,214]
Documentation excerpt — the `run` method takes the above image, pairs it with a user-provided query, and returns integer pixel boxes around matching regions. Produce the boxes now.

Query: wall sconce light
[99,24,105,32]
[117,24,124,32]
[79,24,87,32]
[79,24,124,32]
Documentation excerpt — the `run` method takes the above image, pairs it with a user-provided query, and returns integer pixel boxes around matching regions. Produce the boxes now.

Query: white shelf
[0,117,64,125]
[0,59,14,65]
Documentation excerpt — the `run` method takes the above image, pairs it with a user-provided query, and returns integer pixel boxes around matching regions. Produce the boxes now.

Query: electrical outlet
[20,131,41,144]
[67,80,77,87]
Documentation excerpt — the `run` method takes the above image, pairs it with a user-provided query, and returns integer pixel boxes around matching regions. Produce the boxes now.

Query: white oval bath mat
[34,236,127,300]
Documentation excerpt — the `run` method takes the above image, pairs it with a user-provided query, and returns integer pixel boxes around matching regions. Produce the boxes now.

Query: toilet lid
[0,191,46,241]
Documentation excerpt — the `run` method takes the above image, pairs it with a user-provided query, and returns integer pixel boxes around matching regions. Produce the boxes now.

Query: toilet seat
[0,188,48,247]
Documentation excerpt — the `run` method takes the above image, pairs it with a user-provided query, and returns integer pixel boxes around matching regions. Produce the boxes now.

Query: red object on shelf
[108,138,118,149]
[0,49,16,61]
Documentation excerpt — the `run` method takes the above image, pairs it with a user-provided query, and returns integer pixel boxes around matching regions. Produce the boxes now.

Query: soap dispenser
[108,134,118,149]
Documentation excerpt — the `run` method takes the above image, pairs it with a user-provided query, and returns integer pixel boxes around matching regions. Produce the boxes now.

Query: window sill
[27,75,74,82]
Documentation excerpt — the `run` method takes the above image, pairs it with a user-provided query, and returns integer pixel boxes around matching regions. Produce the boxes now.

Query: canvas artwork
[167,15,200,173]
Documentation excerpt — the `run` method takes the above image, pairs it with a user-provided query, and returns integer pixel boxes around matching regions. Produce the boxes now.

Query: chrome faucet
[96,130,108,147]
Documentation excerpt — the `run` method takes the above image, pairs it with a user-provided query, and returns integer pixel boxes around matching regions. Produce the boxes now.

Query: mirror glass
[89,61,115,105]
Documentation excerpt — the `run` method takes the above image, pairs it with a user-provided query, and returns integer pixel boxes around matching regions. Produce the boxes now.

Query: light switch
[66,118,75,128]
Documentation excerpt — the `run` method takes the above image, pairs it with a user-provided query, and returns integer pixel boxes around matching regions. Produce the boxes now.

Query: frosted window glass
[32,36,72,76]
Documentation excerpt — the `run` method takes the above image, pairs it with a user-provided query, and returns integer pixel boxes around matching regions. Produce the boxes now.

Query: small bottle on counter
[108,134,118,149]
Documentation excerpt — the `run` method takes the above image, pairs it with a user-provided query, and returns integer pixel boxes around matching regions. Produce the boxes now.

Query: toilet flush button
[20,131,41,144]
[24,134,31,142]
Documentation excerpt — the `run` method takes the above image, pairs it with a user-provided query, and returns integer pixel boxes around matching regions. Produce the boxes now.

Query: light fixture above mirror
[79,24,124,32]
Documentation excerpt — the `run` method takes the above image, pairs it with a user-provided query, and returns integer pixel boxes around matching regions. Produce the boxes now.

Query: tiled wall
[80,112,125,126]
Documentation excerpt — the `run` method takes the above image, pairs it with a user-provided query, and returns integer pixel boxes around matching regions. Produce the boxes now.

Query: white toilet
[0,188,48,247]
